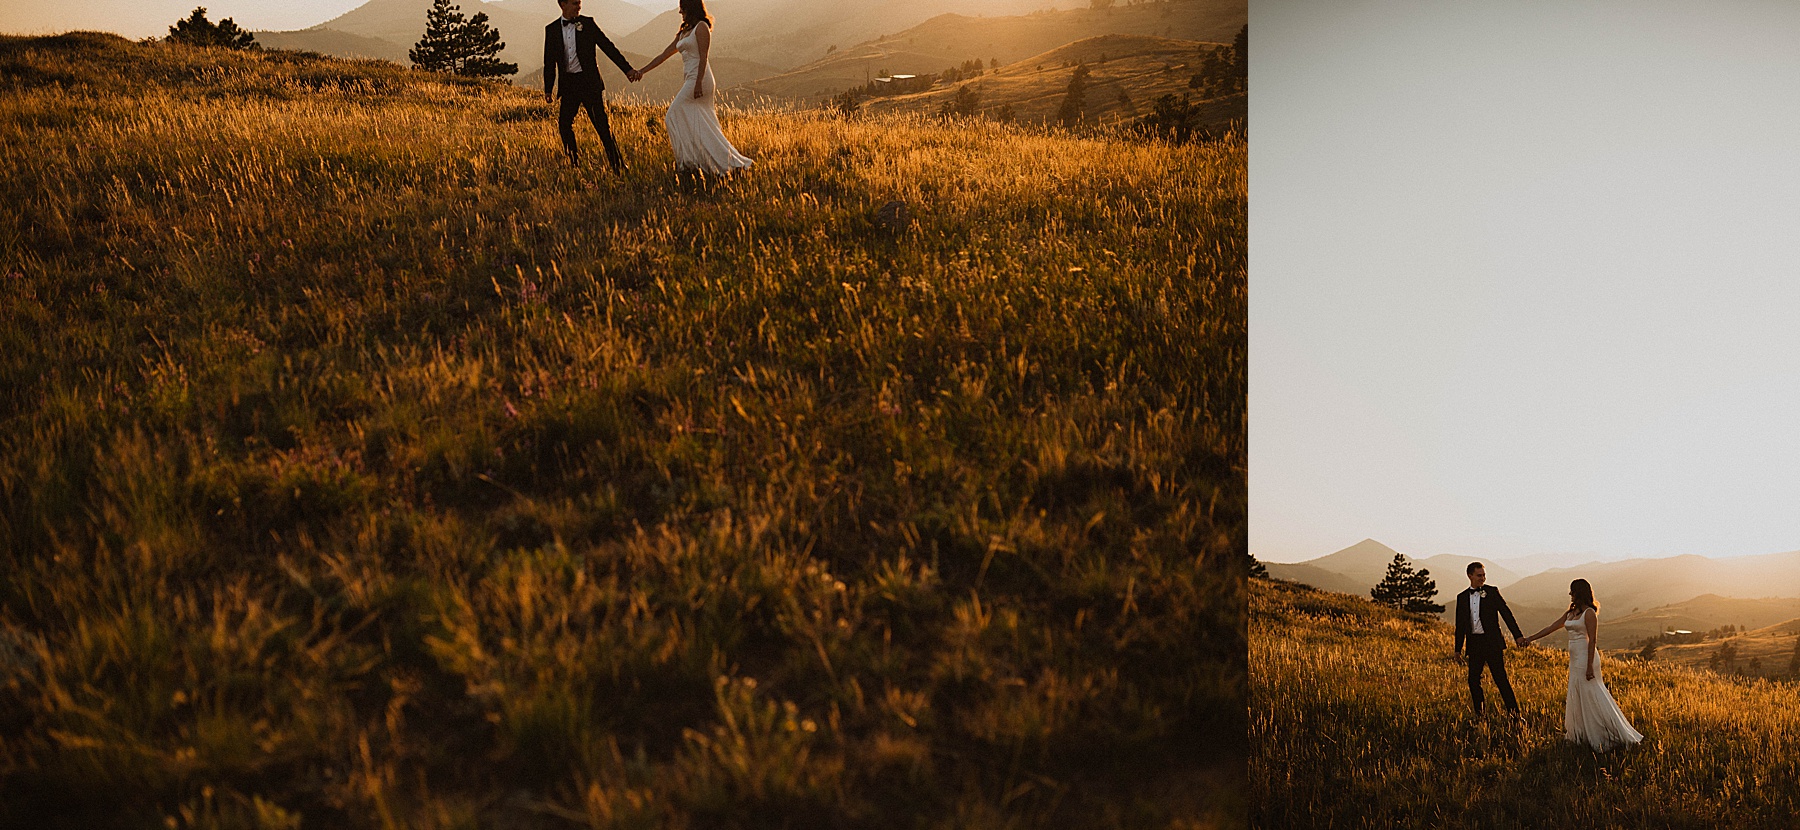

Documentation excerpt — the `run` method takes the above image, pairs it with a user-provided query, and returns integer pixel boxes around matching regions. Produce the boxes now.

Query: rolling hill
[856,35,1246,130]
[1605,595,1800,644]
[1253,577,1800,829]
[1262,538,1520,600]
[732,1,1247,103]
[1266,539,1800,648]
[253,26,411,63]
[1502,549,1800,623]
[612,0,1112,74]
[1648,631,1799,680]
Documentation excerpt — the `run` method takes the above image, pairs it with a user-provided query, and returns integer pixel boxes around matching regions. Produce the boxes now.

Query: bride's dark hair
[1568,579,1598,615]
[678,0,713,33]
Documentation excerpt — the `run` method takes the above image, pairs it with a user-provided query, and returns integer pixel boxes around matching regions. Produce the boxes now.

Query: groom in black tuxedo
[1454,561,1525,719]
[544,0,639,170]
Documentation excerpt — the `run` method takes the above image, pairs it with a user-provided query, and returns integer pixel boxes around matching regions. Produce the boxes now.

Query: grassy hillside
[0,33,1246,829]
[734,1,1246,103]
[1252,578,1800,829]
[859,35,1243,130]
[1648,632,1800,680]
[253,27,412,64]
[1606,595,1800,646]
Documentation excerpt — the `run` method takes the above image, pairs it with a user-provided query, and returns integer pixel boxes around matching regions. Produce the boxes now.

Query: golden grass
[0,33,1244,829]
[1252,579,1800,829]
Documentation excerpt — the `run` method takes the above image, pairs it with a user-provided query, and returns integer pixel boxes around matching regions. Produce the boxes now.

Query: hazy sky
[0,0,678,39]
[1253,1,1800,564]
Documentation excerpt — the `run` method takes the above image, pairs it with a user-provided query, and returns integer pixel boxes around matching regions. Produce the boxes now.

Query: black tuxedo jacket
[544,15,635,97]
[1454,586,1524,655]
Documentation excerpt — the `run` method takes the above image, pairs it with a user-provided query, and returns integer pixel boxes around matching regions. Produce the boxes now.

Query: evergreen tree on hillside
[1231,24,1248,91]
[411,0,518,79]
[410,0,464,73]
[166,7,258,50]
[1247,552,1269,579]
[1710,639,1739,671]
[938,84,981,118]
[1056,64,1091,125]
[1369,553,1443,614]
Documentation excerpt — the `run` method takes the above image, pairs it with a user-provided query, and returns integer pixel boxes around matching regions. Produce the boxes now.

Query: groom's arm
[593,25,636,76]
[1494,589,1525,641]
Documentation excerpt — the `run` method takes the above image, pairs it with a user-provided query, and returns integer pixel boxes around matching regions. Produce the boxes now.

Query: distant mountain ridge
[253,0,656,82]
[1263,539,1521,600]
[1264,538,1800,646]
[612,0,1112,74]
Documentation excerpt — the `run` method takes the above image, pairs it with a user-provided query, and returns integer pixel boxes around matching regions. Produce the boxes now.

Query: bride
[1520,579,1644,751]
[632,0,754,174]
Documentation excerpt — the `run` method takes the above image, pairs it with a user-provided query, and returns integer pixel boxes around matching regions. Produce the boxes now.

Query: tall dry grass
[0,33,1245,829]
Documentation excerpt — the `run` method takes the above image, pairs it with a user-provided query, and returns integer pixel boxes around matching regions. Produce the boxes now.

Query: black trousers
[558,72,624,170]
[1467,639,1519,714]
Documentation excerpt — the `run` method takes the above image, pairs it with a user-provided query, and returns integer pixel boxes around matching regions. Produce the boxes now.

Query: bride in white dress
[633,0,753,174]
[1520,579,1644,751]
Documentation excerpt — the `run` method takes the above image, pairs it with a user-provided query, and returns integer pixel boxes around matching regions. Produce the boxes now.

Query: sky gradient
[1253,1,1800,564]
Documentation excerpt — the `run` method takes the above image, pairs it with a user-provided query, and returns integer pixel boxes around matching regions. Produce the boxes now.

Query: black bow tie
[563,19,577,26]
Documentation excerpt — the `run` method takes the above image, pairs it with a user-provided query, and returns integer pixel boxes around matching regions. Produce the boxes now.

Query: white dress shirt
[560,18,582,74]
[1469,589,1485,635]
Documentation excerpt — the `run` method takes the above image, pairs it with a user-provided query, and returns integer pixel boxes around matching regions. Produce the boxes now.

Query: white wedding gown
[665,23,753,174]
[1564,614,1643,751]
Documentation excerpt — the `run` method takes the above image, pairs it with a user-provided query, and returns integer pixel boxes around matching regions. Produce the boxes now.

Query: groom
[1453,561,1526,720]
[544,0,641,170]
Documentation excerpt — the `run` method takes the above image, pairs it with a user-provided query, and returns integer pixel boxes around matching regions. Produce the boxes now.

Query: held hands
[627,69,643,82]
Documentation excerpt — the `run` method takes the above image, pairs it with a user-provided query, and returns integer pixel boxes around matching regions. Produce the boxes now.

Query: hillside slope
[859,35,1244,129]
[1504,550,1800,620]
[612,0,1116,73]
[734,1,1246,103]
[1252,578,1800,829]
[1608,595,1800,644]
[0,33,1246,830]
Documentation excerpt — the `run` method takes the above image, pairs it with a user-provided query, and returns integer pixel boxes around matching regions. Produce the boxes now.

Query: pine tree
[1056,64,1091,125]
[1247,552,1269,579]
[1369,553,1443,614]
[1711,639,1739,672]
[456,10,517,78]
[410,0,463,73]
[1231,24,1248,91]
[412,0,518,78]
[938,84,981,118]
[166,7,258,50]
